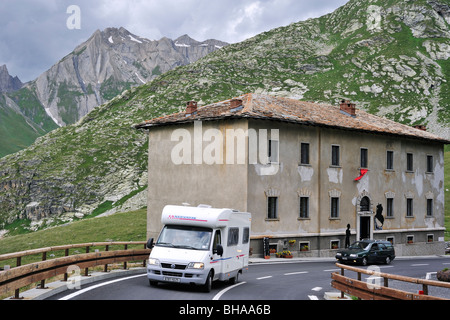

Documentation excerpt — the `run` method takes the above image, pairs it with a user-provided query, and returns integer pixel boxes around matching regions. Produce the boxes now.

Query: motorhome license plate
[164,276,180,283]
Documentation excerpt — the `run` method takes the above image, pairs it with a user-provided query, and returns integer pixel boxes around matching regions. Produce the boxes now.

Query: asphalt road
[48,256,450,301]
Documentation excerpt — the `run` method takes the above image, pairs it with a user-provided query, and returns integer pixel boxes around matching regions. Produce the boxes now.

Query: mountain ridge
[0,27,228,157]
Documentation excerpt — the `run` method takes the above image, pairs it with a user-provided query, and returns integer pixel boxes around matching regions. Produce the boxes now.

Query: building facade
[135,94,448,257]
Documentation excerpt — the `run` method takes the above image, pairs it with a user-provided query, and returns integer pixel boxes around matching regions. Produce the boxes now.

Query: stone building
[135,93,448,257]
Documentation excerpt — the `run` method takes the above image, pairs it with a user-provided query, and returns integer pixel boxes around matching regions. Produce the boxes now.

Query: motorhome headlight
[148,258,160,266]
[187,262,204,269]
[349,254,358,258]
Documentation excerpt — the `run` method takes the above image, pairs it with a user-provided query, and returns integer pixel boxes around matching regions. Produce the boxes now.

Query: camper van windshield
[156,225,212,250]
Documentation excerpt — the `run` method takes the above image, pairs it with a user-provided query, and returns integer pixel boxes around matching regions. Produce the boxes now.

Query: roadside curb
[4,267,146,300]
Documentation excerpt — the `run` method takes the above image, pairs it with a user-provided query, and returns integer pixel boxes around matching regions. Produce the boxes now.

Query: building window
[407,235,414,244]
[386,236,395,245]
[330,197,339,218]
[386,151,394,170]
[331,145,340,166]
[406,153,413,171]
[426,155,433,173]
[386,198,394,217]
[299,197,309,219]
[331,240,340,250]
[243,227,250,244]
[427,199,433,217]
[427,234,434,243]
[267,196,278,219]
[300,143,310,165]
[360,196,370,212]
[227,228,239,246]
[360,148,368,168]
[406,198,413,217]
[268,139,279,163]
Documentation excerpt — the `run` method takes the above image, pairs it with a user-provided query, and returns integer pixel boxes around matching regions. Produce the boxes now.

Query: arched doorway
[356,192,374,240]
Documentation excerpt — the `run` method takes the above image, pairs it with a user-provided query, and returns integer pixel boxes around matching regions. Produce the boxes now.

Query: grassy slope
[0,209,147,264]
[445,148,449,241]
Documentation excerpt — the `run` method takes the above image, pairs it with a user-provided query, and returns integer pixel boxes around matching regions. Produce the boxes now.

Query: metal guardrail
[331,263,450,300]
[0,242,150,299]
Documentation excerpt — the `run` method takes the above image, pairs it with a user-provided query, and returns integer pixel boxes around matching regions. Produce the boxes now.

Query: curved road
[48,256,450,301]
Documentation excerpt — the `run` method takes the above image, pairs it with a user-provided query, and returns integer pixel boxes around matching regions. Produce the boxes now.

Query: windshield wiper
[156,242,175,247]
[173,244,198,250]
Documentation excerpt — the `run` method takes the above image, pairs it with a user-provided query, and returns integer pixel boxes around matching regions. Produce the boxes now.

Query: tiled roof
[134,93,449,144]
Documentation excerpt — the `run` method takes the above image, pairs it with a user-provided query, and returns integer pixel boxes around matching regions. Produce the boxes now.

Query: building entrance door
[359,216,371,240]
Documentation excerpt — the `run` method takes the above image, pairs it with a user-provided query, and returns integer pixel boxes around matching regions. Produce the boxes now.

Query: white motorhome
[146,205,251,292]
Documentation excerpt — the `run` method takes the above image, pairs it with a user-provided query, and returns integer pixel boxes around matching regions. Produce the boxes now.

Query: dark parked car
[335,240,395,266]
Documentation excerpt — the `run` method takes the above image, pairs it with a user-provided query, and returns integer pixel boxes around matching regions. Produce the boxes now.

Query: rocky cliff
[0,65,22,93]
[0,27,228,158]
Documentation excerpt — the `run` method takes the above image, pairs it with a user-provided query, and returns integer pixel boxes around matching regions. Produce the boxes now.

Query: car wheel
[385,256,391,265]
[361,257,368,266]
[229,271,239,285]
[149,280,158,287]
[203,271,213,292]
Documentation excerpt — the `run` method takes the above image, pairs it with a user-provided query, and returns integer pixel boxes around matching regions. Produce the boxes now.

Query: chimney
[339,100,356,117]
[230,99,242,109]
[186,101,198,114]
[413,125,427,131]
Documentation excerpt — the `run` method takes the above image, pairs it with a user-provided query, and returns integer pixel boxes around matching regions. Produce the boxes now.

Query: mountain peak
[0,64,23,93]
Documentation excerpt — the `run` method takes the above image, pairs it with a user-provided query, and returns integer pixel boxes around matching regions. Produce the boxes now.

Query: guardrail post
[84,246,90,276]
[143,244,147,267]
[14,257,22,299]
[39,252,47,289]
[104,245,109,272]
[422,284,428,296]
[340,266,345,299]
[63,248,69,281]
[123,244,128,270]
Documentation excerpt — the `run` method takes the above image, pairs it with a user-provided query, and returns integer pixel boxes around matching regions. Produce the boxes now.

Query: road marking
[323,269,340,272]
[443,263,450,265]
[308,295,319,300]
[311,287,322,292]
[284,271,308,276]
[411,264,429,267]
[58,273,146,300]
[212,281,246,300]
[256,276,273,280]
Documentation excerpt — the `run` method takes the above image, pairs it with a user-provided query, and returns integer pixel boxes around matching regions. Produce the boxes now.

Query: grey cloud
[0,0,348,81]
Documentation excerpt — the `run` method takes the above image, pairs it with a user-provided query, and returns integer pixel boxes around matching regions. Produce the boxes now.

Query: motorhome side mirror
[214,244,224,256]
[146,238,154,249]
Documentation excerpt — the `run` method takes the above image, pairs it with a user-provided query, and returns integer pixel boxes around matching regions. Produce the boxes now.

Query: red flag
[354,169,368,181]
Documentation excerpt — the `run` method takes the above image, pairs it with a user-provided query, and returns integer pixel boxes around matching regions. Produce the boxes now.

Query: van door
[211,230,223,280]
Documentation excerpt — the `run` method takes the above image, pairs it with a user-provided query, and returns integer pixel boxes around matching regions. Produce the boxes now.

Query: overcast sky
[0,0,348,82]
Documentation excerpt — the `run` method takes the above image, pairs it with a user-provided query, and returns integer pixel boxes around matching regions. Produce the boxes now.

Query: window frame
[267,196,278,220]
[386,150,394,170]
[299,196,309,219]
[360,148,368,168]
[330,197,340,218]
[331,145,340,167]
[300,142,310,165]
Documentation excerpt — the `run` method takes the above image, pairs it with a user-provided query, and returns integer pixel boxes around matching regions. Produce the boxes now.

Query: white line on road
[212,281,246,300]
[311,287,322,292]
[58,273,146,300]
[284,271,308,276]
[323,269,340,272]
[256,276,273,280]
[308,295,319,300]
[411,264,429,266]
